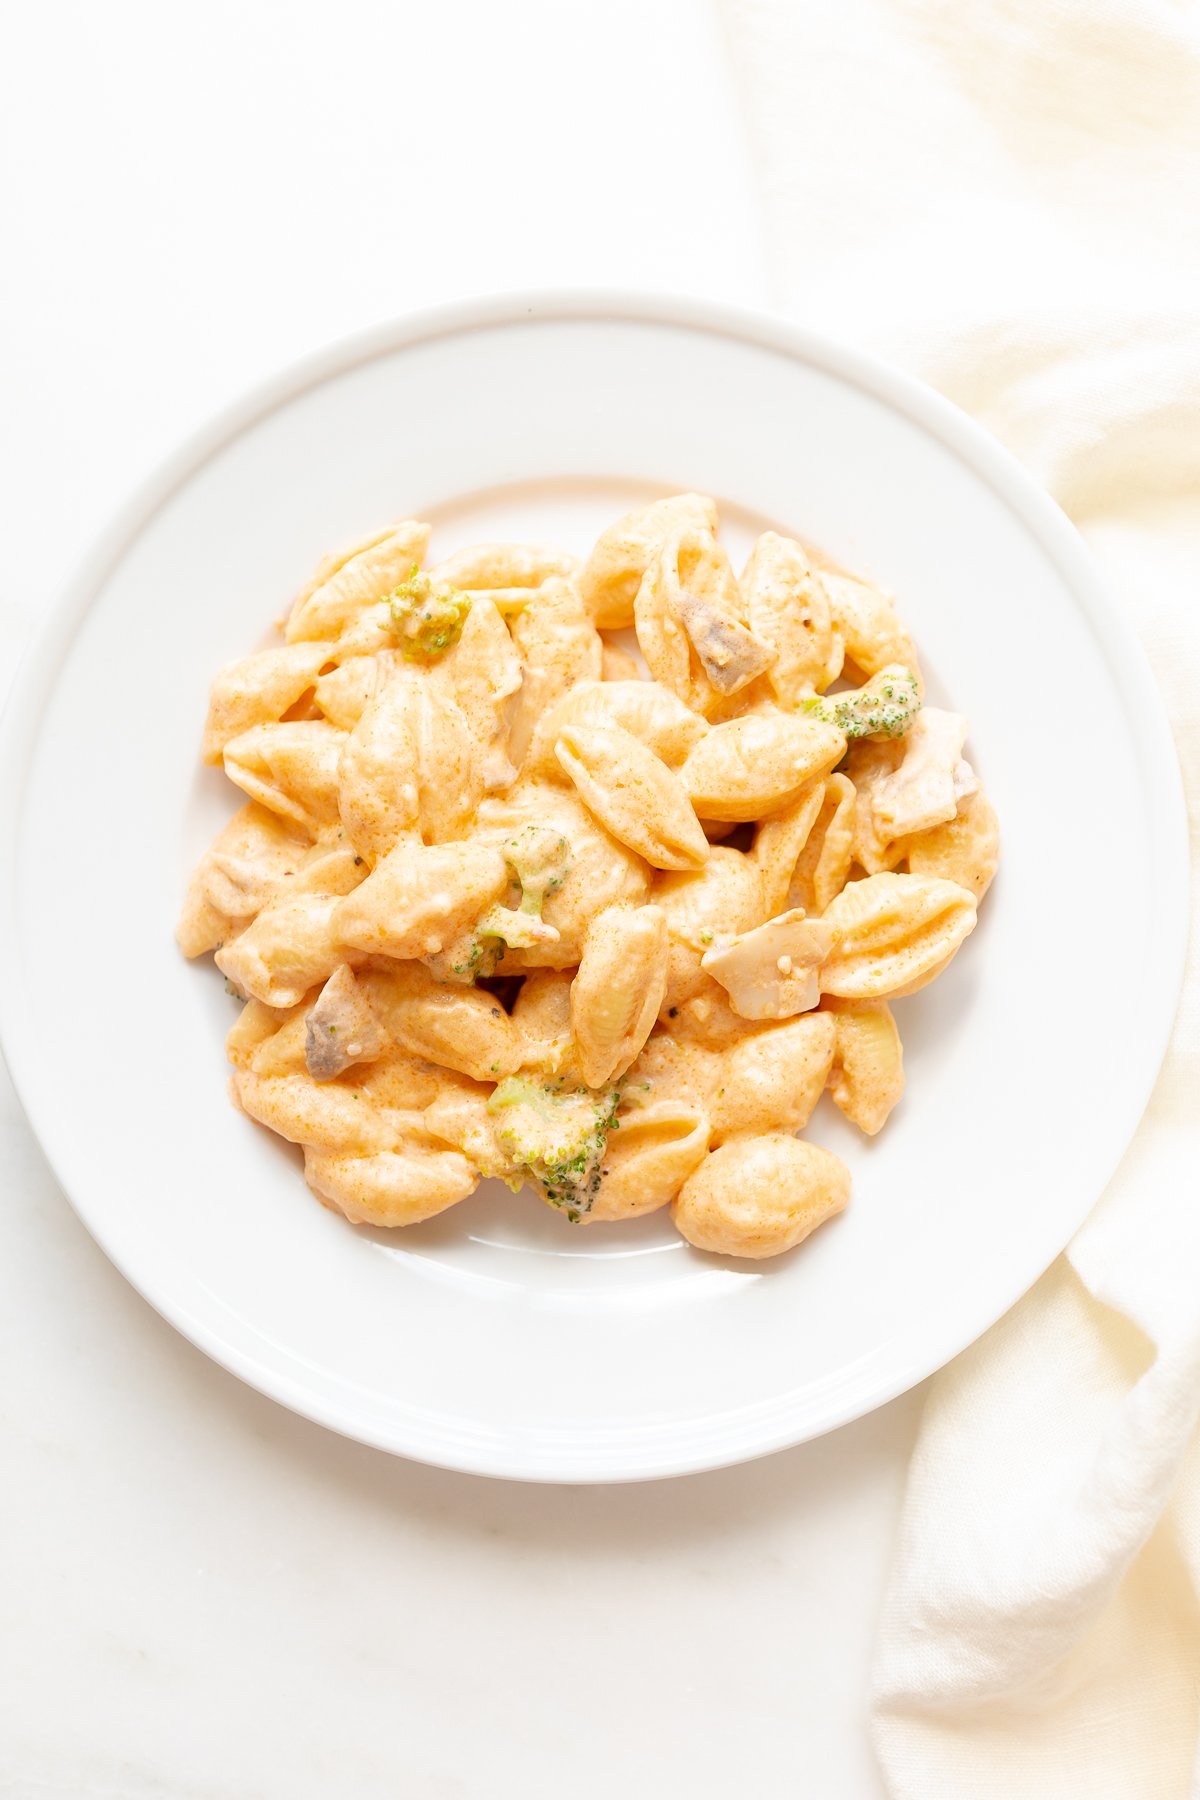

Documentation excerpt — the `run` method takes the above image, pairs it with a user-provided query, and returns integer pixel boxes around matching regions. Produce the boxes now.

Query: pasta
[680,711,847,821]
[554,721,711,871]
[672,1134,851,1260]
[740,530,843,702]
[181,496,998,1259]
[569,903,669,1087]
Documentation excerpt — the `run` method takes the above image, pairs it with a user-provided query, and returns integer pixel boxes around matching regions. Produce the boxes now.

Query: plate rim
[0,288,1189,1482]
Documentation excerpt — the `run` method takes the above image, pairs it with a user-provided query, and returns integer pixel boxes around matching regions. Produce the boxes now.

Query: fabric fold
[717,0,1200,1792]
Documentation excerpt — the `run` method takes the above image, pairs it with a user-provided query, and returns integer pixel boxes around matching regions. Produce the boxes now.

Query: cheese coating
[182,501,996,1256]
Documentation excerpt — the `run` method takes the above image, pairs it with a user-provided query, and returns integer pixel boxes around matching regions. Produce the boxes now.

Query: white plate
[0,294,1186,1482]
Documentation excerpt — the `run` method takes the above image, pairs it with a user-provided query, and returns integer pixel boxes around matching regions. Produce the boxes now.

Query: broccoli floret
[804,665,921,739]
[387,566,470,659]
[449,930,503,980]
[462,826,571,964]
[441,828,572,984]
[475,903,558,950]
[503,823,571,912]
[488,1076,620,1222]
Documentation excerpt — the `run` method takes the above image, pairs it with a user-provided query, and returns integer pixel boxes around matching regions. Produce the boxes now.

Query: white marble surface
[0,4,921,1791]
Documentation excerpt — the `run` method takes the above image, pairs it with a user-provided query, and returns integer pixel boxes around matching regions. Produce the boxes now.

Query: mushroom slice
[635,525,769,714]
[701,908,837,1020]
[674,589,774,698]
[305,964,391,1081]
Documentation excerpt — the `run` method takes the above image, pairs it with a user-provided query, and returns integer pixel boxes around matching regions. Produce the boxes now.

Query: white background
[0,4,922,1792]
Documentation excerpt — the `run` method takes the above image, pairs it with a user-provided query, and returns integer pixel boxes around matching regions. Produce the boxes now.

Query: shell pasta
[181,496,998,1260]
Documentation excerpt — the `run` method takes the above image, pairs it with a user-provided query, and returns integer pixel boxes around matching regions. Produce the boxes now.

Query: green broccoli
[488,1076,620,1222]
[503,823,571,912]
[447,930,504,981]
[444,910,538,983]
[387,565,470,659]
[474,903,556,951]
[452,826,572,976]
[441,826,570,981]
[804,665,921,739]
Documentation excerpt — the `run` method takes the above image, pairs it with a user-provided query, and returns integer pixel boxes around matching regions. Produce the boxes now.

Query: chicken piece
[871,709,977,840]
[701,908,837,1019]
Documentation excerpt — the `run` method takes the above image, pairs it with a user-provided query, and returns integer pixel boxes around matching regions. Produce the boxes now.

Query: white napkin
[717,1,1200,1792]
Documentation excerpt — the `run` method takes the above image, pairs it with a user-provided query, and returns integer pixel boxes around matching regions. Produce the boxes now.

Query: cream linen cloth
[717,1,1200,1794]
